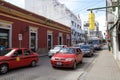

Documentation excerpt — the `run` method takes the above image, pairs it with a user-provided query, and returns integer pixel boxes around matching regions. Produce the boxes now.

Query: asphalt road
[0,51,101,80]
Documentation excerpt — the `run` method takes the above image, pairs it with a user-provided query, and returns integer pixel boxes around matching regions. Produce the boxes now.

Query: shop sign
[18,34,22,40]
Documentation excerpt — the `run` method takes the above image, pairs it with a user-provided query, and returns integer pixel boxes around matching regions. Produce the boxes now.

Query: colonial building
[0,0,71,53]
[25,0,83,45]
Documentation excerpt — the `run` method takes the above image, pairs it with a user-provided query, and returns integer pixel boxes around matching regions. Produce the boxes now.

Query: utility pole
[87,1,119,51]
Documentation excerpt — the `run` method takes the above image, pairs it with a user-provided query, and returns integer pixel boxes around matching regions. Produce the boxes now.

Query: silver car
[48,45,67,58]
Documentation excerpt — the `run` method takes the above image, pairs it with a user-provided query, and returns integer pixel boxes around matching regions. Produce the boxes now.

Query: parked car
[48,45,67,58]
[73,43,85,47]
[80,45,94,57]
[50,47,83,69]
[0,48,39,74]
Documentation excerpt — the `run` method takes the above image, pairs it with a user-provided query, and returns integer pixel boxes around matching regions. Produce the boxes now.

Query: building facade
[106,0,120,63]
[25,0,83,45]
[0,0,71,53]
[83,21,103,42]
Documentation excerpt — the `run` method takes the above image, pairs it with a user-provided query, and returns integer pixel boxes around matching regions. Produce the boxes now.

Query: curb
[116,60,120,71]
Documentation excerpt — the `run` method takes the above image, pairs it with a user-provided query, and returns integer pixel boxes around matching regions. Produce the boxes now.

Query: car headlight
[51,57,55,60]
[65,58,74,61]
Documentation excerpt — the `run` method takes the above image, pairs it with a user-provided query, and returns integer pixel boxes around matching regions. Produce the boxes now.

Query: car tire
[31,60,37,67]
[0,64,8,74]
[52,66,56,68]
[72,62,77,69]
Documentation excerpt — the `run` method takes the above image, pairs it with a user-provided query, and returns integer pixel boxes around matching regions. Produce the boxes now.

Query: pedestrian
[108,42,111,51]
[0,43,5,55]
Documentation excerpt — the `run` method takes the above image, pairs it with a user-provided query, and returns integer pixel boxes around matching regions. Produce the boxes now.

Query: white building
[25,0,84,45]
[106,0,120,64]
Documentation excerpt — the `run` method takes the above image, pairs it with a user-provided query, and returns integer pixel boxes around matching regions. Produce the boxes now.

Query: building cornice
[0,1,71,33]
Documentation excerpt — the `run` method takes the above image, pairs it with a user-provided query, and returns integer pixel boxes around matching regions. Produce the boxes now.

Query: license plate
[56,62,62,65]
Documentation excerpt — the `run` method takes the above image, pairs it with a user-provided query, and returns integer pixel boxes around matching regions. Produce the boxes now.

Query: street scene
[0,46,108,80]
[0,0,120,80]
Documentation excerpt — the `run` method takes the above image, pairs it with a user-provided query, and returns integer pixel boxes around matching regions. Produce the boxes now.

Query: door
[30,33,36,52]
[59,36,62,45]
[22,49,33,66]
[9,49,23,68]
[76,48,82,63]
[0,29,9,48]
[48,34,52,50]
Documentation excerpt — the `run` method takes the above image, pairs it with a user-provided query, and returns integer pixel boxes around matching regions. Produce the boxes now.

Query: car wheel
[31,61,37,67]
[73,62,77,69]
[52,66,56,68]
[0,64,8,74]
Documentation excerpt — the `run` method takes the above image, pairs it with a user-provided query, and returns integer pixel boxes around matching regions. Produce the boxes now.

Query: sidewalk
[80,47,120,80]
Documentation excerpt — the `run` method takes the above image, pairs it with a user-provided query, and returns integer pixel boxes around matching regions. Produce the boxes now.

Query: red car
[50,47,83,69]
[0,48,39,74]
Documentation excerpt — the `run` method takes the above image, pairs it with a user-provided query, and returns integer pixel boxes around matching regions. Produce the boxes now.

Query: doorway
[30,33,37,52]
[0,29,9,48]
[48,34,52,50]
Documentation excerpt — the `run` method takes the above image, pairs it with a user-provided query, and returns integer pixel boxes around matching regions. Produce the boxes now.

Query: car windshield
[92,40,99,44]
[0,49,15,56]
[59,48,75,54]
[80,45,90,49]
[53,46,62,50]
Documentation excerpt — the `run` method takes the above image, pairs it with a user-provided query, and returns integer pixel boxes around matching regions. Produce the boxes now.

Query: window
[71,21,74,26]
[24,50,31,55]
[77,25,79,29]
[14,50,22,56]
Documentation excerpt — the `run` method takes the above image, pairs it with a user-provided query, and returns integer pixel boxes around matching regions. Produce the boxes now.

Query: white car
[48,45,67,58]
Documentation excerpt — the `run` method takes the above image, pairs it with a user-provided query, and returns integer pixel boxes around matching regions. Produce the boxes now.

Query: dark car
[80,45,94,57]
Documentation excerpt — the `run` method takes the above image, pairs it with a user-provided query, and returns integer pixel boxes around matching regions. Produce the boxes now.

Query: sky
[4,0,106,34]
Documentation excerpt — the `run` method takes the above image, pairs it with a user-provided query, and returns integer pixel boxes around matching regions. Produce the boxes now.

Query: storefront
[0,21,12,48]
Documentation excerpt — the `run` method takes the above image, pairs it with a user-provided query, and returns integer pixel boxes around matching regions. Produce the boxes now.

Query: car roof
[66,46,80,49]
[6,48,29,50]
[55,45,67,46]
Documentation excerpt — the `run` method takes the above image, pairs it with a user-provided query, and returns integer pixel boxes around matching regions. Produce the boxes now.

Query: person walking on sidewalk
[108,42,111,51]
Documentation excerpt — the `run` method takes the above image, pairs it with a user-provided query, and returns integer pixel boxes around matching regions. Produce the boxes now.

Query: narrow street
[0,0,120,80]
[0,50,100,80]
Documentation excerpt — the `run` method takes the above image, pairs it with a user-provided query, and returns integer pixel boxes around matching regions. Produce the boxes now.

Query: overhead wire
[53,0,106,21]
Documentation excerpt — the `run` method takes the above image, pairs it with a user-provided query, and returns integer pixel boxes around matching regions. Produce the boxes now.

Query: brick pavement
[80,49,120,80]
